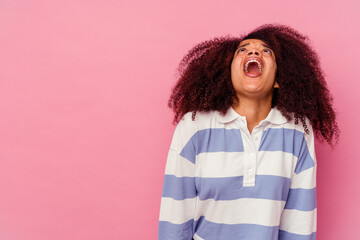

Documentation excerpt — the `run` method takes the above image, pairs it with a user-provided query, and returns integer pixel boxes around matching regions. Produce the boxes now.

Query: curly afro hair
[168,24,339,146]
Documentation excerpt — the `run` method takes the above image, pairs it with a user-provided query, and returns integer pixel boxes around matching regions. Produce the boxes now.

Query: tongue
[245,62,261,78]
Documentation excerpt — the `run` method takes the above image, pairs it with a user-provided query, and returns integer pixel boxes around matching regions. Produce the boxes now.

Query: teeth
[244,59,263,73]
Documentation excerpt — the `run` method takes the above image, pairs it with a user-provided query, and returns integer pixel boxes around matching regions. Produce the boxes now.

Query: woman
[158,24,339,240]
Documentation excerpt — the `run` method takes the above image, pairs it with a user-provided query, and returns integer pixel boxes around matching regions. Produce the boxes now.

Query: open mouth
[243,58,263,78]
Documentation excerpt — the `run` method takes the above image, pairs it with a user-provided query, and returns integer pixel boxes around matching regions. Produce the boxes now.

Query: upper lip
[243,57,264,71]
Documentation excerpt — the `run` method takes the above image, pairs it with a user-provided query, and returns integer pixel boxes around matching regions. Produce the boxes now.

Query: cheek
[231,57,243,71]
[230,60,237,75]
[272,63,277,72]
[268,60,277,74]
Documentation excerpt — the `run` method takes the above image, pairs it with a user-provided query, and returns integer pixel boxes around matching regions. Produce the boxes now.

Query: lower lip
[244,71,262,78]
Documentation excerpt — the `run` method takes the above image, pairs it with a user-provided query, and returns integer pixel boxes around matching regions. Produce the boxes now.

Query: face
[231,39,278,100]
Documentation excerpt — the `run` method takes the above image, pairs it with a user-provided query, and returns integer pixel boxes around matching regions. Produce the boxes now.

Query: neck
[232,96,272,134]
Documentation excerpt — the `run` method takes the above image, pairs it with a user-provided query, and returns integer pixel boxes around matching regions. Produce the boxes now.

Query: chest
[193,127,303,200]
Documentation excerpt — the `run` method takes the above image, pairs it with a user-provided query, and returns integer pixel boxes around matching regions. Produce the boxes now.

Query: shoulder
[273,109,316,163]
[271,108,314,135]
[170,110,219,150]
[287,115,314,136]
[179,110,219,130]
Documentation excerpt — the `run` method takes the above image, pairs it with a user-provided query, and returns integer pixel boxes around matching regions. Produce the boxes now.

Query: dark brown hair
[168,24,339,146]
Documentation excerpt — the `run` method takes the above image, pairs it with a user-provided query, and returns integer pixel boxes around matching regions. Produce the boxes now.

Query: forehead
[238,39,269,47]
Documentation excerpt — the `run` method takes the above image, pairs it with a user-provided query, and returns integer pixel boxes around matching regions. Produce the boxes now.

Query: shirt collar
[216,106,288,125]
[264,107,288,125]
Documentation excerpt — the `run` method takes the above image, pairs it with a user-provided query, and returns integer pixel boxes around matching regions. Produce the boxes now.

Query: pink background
[0,0,359,239]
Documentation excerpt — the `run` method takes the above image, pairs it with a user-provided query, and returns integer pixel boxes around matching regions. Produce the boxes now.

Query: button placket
[243,143,257,187]
[252,127,263,150]
[237,118,258,187]
[244,128,263,187]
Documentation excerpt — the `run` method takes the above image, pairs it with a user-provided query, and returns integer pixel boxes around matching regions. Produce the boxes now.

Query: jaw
[236,72,277,97]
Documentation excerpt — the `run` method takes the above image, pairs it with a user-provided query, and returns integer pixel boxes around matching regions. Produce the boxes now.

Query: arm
[158,115,197,240]
[279,127,317,240]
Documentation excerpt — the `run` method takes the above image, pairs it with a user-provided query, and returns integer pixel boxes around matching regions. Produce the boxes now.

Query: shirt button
[254,136,259,141]
[249,169,253,174]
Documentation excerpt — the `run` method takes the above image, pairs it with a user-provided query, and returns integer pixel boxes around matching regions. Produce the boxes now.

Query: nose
[247,49,260,56]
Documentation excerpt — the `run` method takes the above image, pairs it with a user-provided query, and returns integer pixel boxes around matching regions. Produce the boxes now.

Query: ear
[274,81,279,88]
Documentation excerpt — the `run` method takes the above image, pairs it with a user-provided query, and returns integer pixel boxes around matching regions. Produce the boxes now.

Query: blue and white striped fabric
[159,107,317,240]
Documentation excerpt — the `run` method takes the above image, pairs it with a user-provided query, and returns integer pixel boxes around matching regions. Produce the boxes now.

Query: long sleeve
[279,127,317,240]
[158,115,197,240]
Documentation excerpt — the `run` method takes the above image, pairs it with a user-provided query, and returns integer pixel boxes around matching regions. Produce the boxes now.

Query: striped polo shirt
[159,107,317,240]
